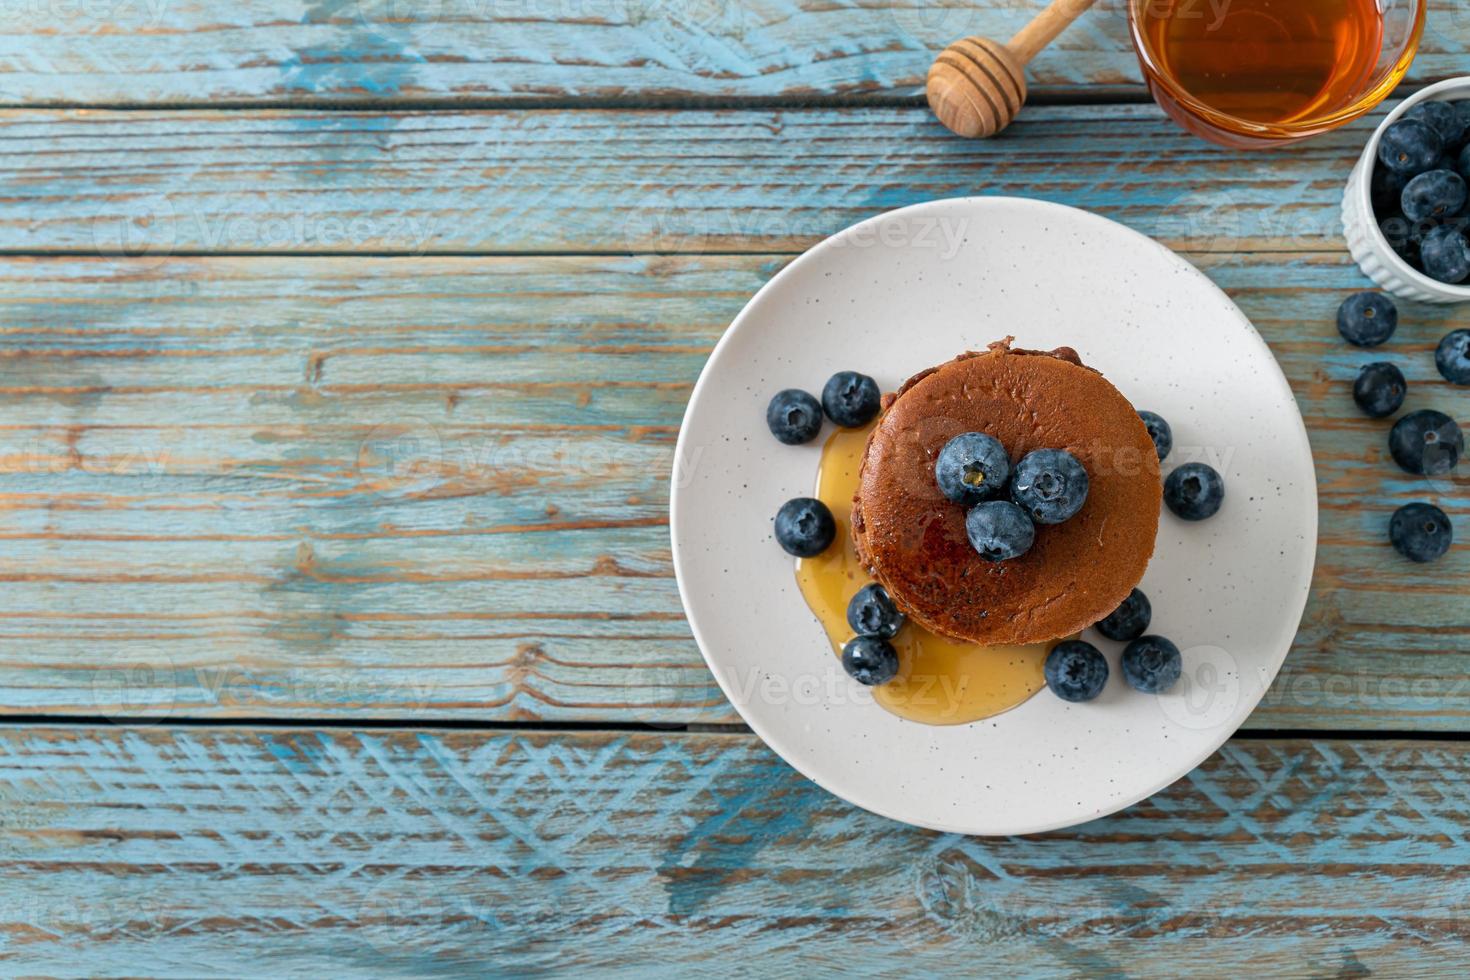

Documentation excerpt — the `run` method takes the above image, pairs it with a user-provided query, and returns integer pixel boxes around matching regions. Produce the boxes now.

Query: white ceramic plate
[670,197,1317,835]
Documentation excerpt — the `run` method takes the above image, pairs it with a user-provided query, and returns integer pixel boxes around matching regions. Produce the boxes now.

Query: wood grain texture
[1,103,1384,255]
[1,0,1470,106]
[0,726,1468,976]
[0,252,1463,728]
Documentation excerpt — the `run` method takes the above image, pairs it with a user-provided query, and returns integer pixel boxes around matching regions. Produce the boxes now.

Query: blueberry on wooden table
[1436,329,1470,384]
[1336,292,1398,347]
[774,497,835,557]
[841,635,899,686]
[1389,410,1463,476]
[1011,448,1089,525]
[1137,411,1172,462]
[1095,588,1152,642]
[1390,502,1454,563]
[766,389,823,444]
[1121,636,1182,694]
[1044,640,1109,703]
[1378,118,1443,175]
[1419,225,1470,284]
[821,371,880,427]
[1353,362,1407,418]
[846,583,905,639]
[965,499,1035,561]
[1164,462,1225,521]
[934,432,1010,505]
[1401,169,1467,222]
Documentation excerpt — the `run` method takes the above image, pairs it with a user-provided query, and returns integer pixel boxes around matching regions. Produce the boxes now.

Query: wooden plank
[3,103,1376,256]
[0,726,1467,976]
[1,0,1469,105]
[0,253,1463,730]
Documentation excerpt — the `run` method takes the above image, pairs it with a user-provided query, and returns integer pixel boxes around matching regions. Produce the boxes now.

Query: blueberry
[1436,329,1470,384]
[1402,169,1468,222]
[842,635,899,686]
[1378,118,1443,175]
[765,389,822,445]
[1458,142,1470,183]
[821,371,881,427]
[964,499,1035,561]
[1043,640,1109,703]
[1419,224,1470,283]
[1164,462,1225,521]
[1336,292,1398,347]
[1121,636,1182,694]
[774,497,835,557]
[1406,101,1468,148]
[1137,411,1173,462]
[1011,448,1089,524]
[1373,167,1410,215]
[846,583,905,639]
[1095,588,1152,642]
[935,432,1010,505]
[1389,410,1464,475]
[1351,362,1407,419]
[1390,502,1454,562]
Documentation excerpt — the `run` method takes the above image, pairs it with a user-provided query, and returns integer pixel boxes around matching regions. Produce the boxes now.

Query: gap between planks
[0,714,1465,743]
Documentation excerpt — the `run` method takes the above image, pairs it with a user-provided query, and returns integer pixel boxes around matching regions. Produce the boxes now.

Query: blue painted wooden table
[0,2,1468,975]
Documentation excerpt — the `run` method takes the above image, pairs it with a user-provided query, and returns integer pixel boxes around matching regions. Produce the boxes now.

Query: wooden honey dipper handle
[927,0,1097,139]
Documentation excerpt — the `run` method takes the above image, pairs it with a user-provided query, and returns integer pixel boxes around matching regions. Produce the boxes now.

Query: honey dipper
[926,0,1097,138]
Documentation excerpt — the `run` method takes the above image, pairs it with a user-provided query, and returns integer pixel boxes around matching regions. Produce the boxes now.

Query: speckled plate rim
[670,196,1318,836]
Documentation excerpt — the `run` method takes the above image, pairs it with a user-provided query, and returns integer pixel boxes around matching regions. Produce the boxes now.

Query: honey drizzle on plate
[794,424,1050,725]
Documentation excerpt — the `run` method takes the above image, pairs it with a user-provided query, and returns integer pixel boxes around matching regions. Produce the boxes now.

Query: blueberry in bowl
[1352,362,1407,418]
[1164,462,1225,521]
[1336,292,1398,347]
[841,635,899,686]
[821,371,881,427]
[1389,410,1463,476]
[1010,448,1089,525]
[766,389,823,444]
[1378,118,1443,176]
[1436,329,1470,384]
[965,499,1035,562]
[934,432,1010,506]
[1044,640,1109,703]
[1138,411,1173,462]
[1406,101,1468,148]
[1401,169,1467,222]
[1095,588,1151,642]
[774,497,836,557]
[1419,225,1470,284]
[846,583,905,639]
[1390,502,1453,563]
[1121,636,1182,694]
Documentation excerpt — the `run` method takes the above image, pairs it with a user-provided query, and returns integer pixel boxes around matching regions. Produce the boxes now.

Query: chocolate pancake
[851,340,1161,646]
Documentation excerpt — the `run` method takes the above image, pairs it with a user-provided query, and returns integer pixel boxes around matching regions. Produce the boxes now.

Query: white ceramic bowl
[1343,76,1470,303]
